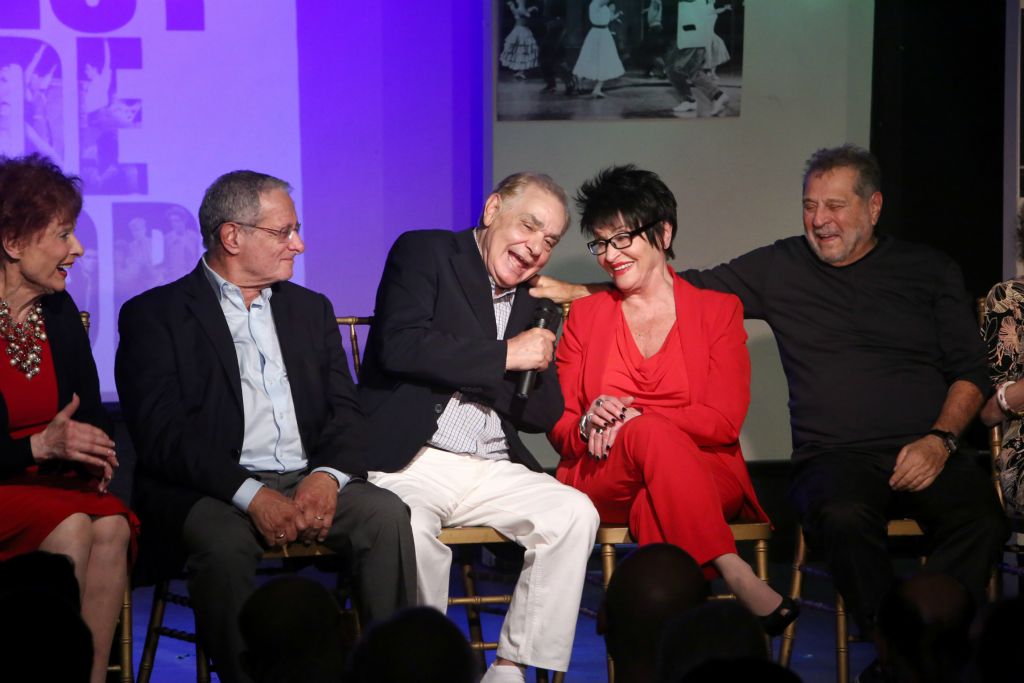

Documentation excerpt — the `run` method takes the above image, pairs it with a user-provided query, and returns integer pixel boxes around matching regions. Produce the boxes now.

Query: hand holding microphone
[507,302,563,399]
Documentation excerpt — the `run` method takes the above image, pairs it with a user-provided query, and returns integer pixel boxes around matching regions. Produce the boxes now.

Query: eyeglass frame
[226,220,302,242]
[586,221,661,256]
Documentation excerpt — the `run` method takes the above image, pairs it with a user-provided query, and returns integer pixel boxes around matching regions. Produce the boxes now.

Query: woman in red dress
[0,154,136,683]
[548,165,796,633]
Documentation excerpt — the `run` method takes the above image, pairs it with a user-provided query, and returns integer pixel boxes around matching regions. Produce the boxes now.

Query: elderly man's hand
[294,472,339,543]
[889,435,949,492]
[527,275,604,304]
[248,487,305,546]
[506,327,556,371]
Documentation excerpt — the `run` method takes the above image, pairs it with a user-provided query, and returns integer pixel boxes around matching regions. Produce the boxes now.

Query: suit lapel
[183,264,243,409]
[451,229,497,338]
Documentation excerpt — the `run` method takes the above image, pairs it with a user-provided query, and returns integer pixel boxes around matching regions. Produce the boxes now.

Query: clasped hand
[247,471,338,546]
[29,393,118,492]
[583,394,641,460]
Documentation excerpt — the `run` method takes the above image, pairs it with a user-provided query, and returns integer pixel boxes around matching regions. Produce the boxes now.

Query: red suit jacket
[548,270,768,524]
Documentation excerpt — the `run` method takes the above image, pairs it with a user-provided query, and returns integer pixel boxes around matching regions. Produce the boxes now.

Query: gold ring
[314,515,325,521]
[275,532,286,539]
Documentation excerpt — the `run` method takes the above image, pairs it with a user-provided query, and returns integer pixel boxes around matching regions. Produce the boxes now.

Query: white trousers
[369,447,600,671]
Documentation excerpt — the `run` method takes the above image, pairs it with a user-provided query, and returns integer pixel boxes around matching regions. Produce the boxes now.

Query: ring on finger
[595,398,604,408]
[314,515,325,521]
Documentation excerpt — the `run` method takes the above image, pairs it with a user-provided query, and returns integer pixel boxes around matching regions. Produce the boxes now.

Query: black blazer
[358,229,563,472]
[115,262,368,543]
[0,291,111,476]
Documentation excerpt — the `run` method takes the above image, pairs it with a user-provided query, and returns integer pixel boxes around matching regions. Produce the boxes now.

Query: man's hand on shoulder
[293,471,339,544]
[528,274,606,304]
[506,327,556,372]
[248,487,305,546]
[889,435,949,492]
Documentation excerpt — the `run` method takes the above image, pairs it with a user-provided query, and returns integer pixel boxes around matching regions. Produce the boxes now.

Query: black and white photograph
[496,0,745,121]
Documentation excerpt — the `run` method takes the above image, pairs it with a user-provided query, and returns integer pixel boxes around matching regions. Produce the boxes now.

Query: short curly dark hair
[0,154,82,253]
[575,164,678,259]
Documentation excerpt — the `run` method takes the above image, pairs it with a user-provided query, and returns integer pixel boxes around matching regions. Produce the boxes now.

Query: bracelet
[997,381,1023,418]
[579,413,592,442]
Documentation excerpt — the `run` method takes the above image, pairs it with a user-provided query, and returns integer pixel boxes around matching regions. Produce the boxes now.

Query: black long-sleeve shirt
[681,235,990,459]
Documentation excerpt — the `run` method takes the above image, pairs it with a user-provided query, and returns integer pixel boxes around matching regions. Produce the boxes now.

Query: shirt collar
[201,256,273,307]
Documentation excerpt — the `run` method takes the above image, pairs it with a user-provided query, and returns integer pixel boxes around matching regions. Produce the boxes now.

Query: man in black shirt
[534,146,1006,650]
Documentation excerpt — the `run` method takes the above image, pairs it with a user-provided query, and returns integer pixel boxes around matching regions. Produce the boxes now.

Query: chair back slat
[978,296,1006,509]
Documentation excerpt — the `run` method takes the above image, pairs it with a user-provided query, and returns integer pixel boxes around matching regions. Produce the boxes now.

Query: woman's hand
[29,393,118,492]
[583,395,640,460]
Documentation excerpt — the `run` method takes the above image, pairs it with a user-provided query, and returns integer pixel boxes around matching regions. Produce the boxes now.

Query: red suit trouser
[557,413,742,568]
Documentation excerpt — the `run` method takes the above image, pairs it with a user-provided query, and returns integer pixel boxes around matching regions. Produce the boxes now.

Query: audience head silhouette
[347,606,477,683]
[239,576,356,683]
[656,599,768,681]
[600,543,709,683]
[875,571,974,683]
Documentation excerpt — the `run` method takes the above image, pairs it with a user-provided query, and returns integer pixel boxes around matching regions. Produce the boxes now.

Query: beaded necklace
[0,299,46,379]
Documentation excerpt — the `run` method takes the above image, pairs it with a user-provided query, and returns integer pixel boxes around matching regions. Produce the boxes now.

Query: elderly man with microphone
[358,172,600,683]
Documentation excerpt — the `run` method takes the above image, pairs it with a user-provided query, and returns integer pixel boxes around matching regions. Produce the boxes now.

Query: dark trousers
[788,447,1007,636]
[182,473,416,683]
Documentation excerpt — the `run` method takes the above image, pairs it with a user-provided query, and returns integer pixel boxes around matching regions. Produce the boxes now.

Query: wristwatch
[926,429,959,455]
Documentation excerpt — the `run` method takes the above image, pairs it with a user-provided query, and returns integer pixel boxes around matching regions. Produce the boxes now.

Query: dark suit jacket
[358,229,563,472]
[115,262,368,553]
[0,291,111,475]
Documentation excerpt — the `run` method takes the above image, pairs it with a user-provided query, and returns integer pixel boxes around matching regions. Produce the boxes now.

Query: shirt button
[434,404,443,414]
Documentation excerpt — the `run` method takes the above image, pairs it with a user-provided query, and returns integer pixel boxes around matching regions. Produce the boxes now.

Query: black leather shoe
[760,596,800,637]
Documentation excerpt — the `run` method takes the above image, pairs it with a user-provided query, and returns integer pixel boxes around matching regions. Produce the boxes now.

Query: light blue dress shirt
[202,259,349,511]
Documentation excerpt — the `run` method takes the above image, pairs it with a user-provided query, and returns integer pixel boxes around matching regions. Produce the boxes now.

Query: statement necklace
[0,299,46,379]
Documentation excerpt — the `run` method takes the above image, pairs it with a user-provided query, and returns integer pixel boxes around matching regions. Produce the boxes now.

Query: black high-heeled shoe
[760,596,800,637]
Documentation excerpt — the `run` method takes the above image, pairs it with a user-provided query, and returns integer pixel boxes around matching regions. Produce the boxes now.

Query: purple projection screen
[1,1,489,398]
[1,1,303,397]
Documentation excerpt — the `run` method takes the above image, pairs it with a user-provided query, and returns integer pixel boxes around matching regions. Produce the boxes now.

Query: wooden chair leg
[754,538,769,581]
[137,580,168,683]
[778,530,805,668]
[987,565,1000,603]
[459,549,488,673]
[196,643,211,683]
[600,542,617,683]
[117,585,133,683]
[835,592,849,683]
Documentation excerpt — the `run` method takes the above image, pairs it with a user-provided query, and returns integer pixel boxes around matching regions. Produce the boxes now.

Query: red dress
[0,334,137,561]
[550,270,769,570]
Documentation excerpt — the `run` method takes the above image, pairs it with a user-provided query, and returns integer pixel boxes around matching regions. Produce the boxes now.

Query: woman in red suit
[548,165,796,633]
[0,154,136,683]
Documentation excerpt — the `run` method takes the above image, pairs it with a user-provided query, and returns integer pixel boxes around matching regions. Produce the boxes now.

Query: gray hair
[479,171,570,231]
[803,144,881,200]
[198,170,291,250]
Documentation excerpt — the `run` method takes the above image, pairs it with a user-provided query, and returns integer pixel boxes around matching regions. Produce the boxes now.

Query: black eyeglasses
[586,222,657,256]
[231,221,302,242]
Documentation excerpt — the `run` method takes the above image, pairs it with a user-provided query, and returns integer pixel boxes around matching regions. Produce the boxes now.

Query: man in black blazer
[115,171,416,683]
[359,172,599,682]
